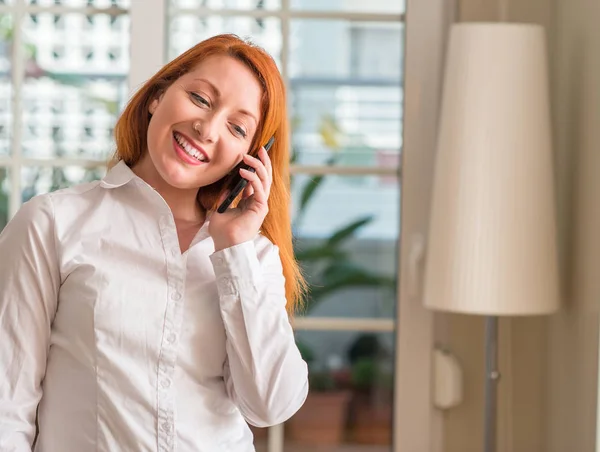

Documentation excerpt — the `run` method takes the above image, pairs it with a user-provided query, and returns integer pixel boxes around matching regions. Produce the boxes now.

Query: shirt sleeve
[0,195,61,451]
[210,238,308,428]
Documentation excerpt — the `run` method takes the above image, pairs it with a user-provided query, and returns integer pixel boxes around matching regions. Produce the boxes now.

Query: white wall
[437,0,600,451]
[546,0,600,449]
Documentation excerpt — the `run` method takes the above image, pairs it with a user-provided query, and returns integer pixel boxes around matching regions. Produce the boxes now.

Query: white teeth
[174,132,206,162]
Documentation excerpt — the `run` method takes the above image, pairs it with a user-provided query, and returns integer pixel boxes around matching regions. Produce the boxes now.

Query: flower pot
[286,390,351,445]
[348,392,392,445]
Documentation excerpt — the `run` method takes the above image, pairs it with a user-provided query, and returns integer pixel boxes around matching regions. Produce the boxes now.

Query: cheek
[147,103,178,143]
[216,138,250,165]
[146,120,161,152]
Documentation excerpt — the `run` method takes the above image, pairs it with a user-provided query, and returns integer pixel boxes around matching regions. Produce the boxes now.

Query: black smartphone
[217,136,275,214]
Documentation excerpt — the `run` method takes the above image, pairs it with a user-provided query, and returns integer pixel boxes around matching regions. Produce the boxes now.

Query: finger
[239,168,266,205]
[243,154,270,192]
[258,147,273,198]
[258,146,273,181]
[242,182,254,199]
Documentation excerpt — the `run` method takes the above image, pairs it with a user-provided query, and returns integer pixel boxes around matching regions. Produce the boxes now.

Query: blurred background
[1,0,599,452]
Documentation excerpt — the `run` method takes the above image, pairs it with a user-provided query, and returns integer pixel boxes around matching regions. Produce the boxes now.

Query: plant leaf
[326,215,374,247]
[299,175,325,213]
[301,262,396,314]
[321,261,395,288]
[295,246,346,263]
[295,154,340,221]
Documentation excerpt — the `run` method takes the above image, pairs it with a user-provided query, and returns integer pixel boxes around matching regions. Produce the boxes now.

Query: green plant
[347,333,385,364]
[351,358,379,389]
[296,338,340,392]
[309,371,337,392]
[346,333,393,395]
[292,116,396,315]
[350,357,393,391]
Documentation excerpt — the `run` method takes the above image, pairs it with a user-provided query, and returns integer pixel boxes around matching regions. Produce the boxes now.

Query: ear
[149,98,159,115]
[148,90,165,115]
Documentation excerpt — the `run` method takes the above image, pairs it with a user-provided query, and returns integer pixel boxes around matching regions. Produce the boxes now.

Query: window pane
[291,0,404,14]
[168,14,282,65]
[290,21,403,80]
[25,0,131,7]
[170,0,280,10]
[291,85,401,167]
[21,13,130,159]
[22,165,105,202]
[286,330,394,448]
[290,20,403,168]
[0,167,9,231]
[292,174,398,318]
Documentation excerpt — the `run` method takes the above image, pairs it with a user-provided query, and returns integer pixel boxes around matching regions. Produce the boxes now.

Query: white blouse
[0,161,308,452]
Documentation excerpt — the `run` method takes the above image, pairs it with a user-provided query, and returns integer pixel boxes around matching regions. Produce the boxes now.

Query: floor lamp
[423,23,561,452]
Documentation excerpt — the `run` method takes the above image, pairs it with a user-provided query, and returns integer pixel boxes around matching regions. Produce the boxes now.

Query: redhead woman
[0,34,308,452]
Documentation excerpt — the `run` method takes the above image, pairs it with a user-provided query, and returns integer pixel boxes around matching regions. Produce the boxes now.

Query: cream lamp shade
[423,23,561,316]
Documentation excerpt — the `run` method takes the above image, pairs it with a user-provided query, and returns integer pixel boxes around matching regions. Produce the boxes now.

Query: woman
[0,34,308,451]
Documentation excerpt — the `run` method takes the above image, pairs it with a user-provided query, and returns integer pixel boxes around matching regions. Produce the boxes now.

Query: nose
[193,117,217,144]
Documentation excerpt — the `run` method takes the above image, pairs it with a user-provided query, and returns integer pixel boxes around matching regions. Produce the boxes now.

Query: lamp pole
[483,316,500,452]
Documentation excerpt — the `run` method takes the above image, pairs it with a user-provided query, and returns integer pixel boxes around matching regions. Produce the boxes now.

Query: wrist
[213,233,248,252]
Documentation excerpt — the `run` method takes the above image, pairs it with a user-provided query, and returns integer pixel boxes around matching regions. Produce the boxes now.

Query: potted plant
[286,340,352,445]
[285,117,396,445]
[346,334,394,445]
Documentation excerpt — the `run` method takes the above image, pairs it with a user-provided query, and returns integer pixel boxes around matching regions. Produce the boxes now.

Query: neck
[132,155,205,224]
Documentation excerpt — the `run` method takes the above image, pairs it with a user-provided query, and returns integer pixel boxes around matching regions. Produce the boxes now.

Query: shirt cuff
[210,241,263,296]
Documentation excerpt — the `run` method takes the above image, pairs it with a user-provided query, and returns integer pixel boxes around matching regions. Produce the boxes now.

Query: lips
[173,132,210,164]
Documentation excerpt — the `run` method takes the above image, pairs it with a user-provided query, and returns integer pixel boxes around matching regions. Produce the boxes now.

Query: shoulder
[2,193,56,241]
[46,180,111,217]
[9,181,105,235]
[47,180,101,200]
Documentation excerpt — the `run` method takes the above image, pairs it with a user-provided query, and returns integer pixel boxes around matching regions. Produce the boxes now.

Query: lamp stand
[483,316,499,452]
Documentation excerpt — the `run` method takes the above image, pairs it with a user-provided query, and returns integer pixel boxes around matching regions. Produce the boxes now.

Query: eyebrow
[193,77,259,126]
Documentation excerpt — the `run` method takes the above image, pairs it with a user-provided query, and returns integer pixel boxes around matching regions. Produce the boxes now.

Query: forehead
[181,55,262,99]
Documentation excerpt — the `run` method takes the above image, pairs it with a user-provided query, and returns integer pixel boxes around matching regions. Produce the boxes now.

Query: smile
[173,132,209,163]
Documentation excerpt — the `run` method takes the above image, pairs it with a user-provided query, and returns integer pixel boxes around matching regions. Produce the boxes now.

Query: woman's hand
[209,146,273,251]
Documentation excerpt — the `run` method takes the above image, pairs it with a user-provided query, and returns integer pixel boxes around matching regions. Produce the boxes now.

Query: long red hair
[111,34,305,313]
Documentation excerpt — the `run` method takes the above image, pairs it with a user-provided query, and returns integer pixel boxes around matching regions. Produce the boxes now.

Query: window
[0,0,130,227]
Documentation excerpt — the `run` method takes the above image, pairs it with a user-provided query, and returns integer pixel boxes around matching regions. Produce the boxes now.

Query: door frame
[394,0,454,450]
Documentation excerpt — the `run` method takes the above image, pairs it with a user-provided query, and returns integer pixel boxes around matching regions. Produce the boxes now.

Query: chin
[161,161,223,191]
[154,158,195,188]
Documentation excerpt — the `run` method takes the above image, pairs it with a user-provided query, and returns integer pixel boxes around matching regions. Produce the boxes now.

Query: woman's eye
[232,124,247,138]
[190,92,209,107]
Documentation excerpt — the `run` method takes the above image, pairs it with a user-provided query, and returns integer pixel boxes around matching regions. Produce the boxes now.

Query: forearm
[211,240,308,426]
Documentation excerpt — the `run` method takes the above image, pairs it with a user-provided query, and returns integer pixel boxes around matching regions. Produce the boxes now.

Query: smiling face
[139,54,263,190]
